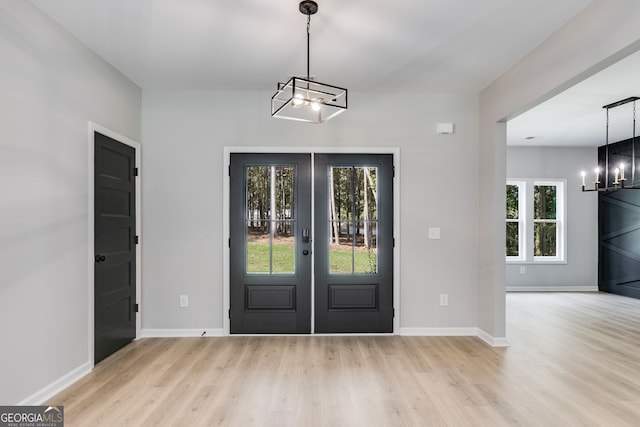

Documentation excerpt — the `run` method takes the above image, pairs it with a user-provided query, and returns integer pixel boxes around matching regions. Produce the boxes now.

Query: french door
[229,153,312,333]
[314,154,394,333]
[229,153,393,333]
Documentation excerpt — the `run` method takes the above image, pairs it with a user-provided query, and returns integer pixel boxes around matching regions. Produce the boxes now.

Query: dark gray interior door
[94,132,137,363]
[229,153,312,333]
[314,154,394,333]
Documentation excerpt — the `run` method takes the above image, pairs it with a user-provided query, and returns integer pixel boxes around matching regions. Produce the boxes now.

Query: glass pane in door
[245,165,296,275]
[247,221,270,274]
[273,221,295,273]
[328,166,379,275]
[355,221,378,274]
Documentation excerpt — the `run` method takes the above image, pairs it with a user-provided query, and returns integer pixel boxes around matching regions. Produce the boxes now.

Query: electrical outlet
[179,294,189,308]
[440,294,448,306]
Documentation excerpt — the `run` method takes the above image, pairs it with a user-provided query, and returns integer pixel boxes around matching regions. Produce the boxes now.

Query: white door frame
[88,122,142,368]
[222,146,401,335]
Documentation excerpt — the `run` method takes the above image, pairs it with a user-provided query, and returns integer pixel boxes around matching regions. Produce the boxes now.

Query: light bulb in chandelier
[311,99,323,111]
[292,93,304,107]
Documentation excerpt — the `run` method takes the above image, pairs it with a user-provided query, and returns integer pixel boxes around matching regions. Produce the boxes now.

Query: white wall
[506,146,598,289]
[141,90,480,333]
[0,1,141,404]
[479,0,640,339]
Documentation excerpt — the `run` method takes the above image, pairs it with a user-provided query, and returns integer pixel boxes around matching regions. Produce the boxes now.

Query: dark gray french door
[229,153,393,334]
[94,132,137,363]
[314,154,394,333]
[230,153,312,333]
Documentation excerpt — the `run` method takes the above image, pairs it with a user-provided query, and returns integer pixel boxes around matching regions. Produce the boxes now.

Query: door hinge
[134,167,139,177]
[393,237,395,248]
[392,165,395,178]
[393,308,395,318]
[228,238,231,248]
[228,165,231,176]
[228,309,231,319]
[134,303,139,313]
[134,235,139,245]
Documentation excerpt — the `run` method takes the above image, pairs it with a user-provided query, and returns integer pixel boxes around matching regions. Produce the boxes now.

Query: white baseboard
[17,361,92,405]
[398,327,509,348]
[141,328,510,347]
[506,286,598,292]
[398,327,478,337]
[140,328,225,338]
[476,328,509,347]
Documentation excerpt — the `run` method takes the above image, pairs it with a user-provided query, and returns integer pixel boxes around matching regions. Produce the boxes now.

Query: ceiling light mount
[299,1,318,16]
[271,1,347,124]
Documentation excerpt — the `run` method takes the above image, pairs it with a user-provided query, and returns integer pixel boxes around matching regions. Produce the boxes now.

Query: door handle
[95,254,106,263]
[302,250,309,256]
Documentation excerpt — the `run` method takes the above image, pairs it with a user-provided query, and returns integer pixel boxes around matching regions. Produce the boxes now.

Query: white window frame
[506,179,567,264]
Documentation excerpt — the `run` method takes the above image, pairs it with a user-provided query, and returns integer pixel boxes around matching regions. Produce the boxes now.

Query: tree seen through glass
[329,166,378,274]
[244,165,381,274]
[534,185,557,256]
[245,166,296,274]
[506,184,519,256]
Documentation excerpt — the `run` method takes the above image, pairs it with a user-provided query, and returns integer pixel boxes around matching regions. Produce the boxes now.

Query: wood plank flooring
[48,292,640,426]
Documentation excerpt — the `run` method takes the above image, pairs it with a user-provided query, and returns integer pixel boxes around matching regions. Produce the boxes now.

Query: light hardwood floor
[49,292,640,426]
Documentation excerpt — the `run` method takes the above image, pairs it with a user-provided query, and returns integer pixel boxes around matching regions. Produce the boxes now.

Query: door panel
[94,132,136,363]
[314,154,394,333]
[599,190,640,298]
[229,153,312,333]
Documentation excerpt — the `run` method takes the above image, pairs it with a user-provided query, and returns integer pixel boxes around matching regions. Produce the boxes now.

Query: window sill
[506,259,567,265]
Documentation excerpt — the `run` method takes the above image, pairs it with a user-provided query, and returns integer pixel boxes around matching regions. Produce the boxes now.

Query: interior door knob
[302,249,309,256]
[95,254,106,263]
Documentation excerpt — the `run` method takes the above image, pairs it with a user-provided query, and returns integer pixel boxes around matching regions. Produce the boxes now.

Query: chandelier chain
[306,14,311,81]
[634,100,637,185]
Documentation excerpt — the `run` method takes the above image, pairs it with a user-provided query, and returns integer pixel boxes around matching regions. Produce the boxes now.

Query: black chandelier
[581,96,640,192]
[271,1,348,124]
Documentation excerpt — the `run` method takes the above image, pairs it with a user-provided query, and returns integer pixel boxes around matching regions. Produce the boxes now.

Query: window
[506,182,524,260]
[533,184,557,257]
[506,179,565,263]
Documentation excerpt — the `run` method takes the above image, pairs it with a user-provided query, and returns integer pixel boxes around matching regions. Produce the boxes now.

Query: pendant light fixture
[271,1,348,124]
[580,97,639,192]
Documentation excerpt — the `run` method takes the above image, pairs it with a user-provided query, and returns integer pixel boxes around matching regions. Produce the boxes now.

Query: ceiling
[30,0,592,92]
[508,49,640,147]
[28,0,639,147]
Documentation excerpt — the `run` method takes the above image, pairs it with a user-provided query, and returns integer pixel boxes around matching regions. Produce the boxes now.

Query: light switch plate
[179,294,189,307]
[428,227,441,239]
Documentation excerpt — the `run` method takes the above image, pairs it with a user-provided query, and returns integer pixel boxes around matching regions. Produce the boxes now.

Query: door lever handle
[95,254,106,263]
